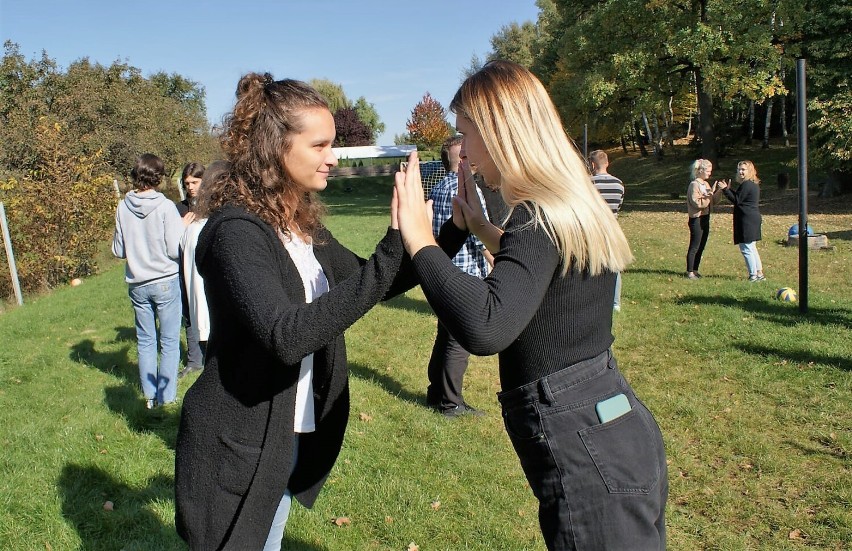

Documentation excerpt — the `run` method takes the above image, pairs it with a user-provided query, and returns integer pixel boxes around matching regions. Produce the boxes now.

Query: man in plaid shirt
[425,135,491,417]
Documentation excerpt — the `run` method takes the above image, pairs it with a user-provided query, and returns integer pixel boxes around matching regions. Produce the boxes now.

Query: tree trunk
[695,69,717,164]
[762,97,773,149]
[653,114,665,156]
[621,135,629,154]
[780,94,790,147]
[642,112,660,157]
[666,97,675,148]
[747,100,755,145]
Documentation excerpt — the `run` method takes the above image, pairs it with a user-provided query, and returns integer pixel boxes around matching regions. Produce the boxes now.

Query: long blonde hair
[736,160,760,184]
[449,60,632,275]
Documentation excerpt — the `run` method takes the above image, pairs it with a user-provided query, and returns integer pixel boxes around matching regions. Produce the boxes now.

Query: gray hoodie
[112,190,184,286]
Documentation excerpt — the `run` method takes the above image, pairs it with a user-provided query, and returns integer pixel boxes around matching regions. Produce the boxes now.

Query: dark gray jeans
[497,350,667,550]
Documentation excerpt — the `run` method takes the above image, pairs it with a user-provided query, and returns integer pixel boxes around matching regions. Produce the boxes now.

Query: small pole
[0,202,24,306]
[796,58,808,313]
[583,123,588,159]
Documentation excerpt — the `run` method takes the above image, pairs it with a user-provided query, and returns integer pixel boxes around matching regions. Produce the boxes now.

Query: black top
[414,205,616,392]
[174,205,404,550]
[722,180,762,243]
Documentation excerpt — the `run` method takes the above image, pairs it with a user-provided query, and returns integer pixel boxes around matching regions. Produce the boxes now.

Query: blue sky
[1,0,541,145]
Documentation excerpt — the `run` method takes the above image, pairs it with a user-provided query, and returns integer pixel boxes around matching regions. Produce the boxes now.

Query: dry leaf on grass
[331,516,351,527]
[430,500,441,510]
[359,412,373,422]
[407,543,419,551]
[788,528,803,539]
[103,501,114,511]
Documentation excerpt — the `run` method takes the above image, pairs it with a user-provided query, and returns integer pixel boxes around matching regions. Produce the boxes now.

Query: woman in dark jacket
[721,160,765,281]
[174,73,405,550]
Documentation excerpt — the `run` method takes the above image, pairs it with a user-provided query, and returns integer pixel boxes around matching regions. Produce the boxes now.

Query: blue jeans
[738,242,763,277]
[497,350,667,550]
[128,277,181,404]
[263,434,300,551]
[613,272,622,310]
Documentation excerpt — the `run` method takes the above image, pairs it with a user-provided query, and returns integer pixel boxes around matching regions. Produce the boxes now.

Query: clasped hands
[391,151,491,257]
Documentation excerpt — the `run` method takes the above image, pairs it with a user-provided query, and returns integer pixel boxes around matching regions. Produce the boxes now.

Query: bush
[0,118,116,292]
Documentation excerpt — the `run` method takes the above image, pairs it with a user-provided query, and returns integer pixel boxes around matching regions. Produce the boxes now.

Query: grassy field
[0,144,849,550]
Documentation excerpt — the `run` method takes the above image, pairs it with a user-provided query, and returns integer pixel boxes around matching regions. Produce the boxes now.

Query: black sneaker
[442,403,484,418]
[178,366,203,380]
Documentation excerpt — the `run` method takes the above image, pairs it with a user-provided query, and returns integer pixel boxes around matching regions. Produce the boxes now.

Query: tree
[309,78,350,113]
[353,96,385,144]
[333,107,372,147]
[405,93,452,150]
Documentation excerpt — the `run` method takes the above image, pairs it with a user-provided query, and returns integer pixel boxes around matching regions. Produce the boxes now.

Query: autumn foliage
[0,118,116,294]
[405,93,452,149]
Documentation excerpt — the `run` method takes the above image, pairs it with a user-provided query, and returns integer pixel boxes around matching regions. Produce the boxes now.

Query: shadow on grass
[70,333,181,449]
[58,463,185,550]
[382,293,434,317]
[783,436,848,461]
[824,229,852,242]
[676,295,852,328]
[734,342,851,372]
[348,360,427,408]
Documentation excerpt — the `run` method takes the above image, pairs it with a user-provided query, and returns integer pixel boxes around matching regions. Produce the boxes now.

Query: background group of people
[111,157,217,409]
[114,61,668,550]
[686,158,765,282]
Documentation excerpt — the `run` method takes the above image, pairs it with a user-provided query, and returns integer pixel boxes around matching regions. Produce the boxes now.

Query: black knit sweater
[414,205,616,392]
[174,205,404,550]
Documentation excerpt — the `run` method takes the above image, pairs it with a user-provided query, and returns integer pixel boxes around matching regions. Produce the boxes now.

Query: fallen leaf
[788,529,802,539]
[430,500,441,510]
[407,543,419,551]
[103,501,114,511]
[385,516,393,524]
[95,434,104,441]
[359,412,373,422]
[332,516,350,527]
[99,449,108,454]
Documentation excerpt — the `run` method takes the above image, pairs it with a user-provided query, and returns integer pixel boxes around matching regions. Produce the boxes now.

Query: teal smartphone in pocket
[595,393,631,423]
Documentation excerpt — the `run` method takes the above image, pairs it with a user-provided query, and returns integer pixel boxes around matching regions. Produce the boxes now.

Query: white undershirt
[280,230,329,433]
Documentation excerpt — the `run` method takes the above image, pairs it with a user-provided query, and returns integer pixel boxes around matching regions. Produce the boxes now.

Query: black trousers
[426,321,470,410]
[686,214,710,272]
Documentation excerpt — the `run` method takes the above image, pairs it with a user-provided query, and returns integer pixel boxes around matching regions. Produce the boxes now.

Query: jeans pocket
[217,433,262,496]
[579,406,661,494]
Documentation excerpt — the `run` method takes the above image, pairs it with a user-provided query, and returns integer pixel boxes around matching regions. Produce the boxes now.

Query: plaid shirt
[428,172,490,278]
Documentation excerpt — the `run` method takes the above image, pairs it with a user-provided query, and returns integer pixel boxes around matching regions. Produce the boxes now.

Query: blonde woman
[394,60,667,550]
[721,160,765,281]
[686,159,724,279]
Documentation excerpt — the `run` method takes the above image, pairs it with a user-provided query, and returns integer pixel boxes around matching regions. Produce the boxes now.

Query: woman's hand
[394,151,437,256]
[455,159,489,230]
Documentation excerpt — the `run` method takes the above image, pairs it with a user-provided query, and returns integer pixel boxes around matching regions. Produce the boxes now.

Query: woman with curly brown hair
[174,73,405,550]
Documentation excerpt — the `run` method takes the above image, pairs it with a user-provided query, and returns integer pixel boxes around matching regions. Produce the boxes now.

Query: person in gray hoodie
[112,153,185,409]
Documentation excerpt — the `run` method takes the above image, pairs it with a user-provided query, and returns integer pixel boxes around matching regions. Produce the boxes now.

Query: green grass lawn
[0,146,849,550]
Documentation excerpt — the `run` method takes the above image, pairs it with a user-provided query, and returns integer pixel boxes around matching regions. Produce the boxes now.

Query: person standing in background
[425,135,490,417]
[112,153,185,409]
[176,162,206,377]
[176,162,204,223]
[589,150,625,311]
[178,161,229,379]
[685,159,724,280]
[719,160,765,282]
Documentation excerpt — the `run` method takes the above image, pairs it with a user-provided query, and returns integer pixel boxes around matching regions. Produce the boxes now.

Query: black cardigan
[174,205,404,550]
[417,205,616,392]
[722,180,762,244]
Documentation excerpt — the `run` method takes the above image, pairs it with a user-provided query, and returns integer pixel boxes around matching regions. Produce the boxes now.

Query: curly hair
[197,73,329,237]
[131,153,165,190]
